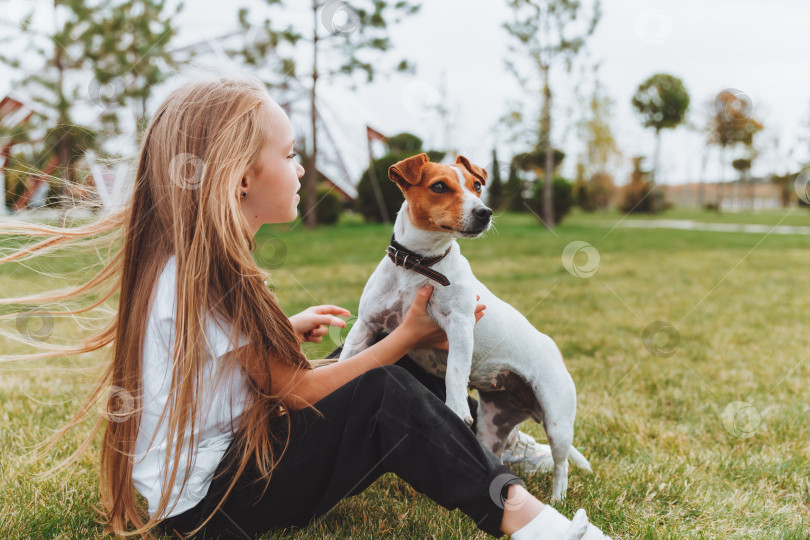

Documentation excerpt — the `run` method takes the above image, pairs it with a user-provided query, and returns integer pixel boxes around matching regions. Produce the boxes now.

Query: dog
[337,152,591,500]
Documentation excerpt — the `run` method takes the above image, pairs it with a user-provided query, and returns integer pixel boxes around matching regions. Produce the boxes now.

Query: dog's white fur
[338,166,591,500]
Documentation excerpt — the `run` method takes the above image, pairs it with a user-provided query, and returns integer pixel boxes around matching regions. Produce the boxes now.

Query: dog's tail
[568,446,593,473]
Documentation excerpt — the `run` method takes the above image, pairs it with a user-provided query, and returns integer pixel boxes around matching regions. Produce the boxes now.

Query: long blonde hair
[0,74,319,537]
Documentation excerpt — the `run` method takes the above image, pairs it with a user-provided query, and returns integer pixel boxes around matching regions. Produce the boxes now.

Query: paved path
[598,218,810,236]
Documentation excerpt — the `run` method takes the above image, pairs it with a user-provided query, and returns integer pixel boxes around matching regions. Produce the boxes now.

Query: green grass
[2,208,809,539]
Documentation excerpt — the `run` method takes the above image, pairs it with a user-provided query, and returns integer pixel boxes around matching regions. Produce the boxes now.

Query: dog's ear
[389,153,429,191]
[455,155,487,185]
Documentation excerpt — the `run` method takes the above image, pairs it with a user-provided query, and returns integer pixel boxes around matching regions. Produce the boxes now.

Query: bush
[525,176,574,225]
[589,171,616,210]
[356,154,407,223]
[386,133,423,154]
[619,179,654,213]
[704,201,721,212]
[503,163,527,213]
[298,182,343,225]
[572,178,595,212]
[3,153,30,210]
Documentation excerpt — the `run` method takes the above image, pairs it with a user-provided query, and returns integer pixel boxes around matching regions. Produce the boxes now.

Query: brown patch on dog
[389,153,489,233]
[389,153,429,189]
[455,155,487,187]
[408,163,465,232]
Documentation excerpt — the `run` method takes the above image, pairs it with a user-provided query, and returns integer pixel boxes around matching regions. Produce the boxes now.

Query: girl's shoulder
[148,253,249,359]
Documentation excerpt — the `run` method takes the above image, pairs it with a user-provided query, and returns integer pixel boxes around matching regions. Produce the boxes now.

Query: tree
[574,63,620,212]
[631,73,689,213]
[0,0,105,225]
[503,161,525,213]
[356,133,444,223]
[503,0,601,227]
[576,63,622,178]
[589,171,615,209]
[386,132,423,154]
[526,175,574,225]
[82,0,184,138]
[707,89,764,208]
[511,145,565,222]
[232,0,421,229]
[0,0,182,222]
[619,156,655,214]
[732,157,752,209]
[770,172,794,208]
[572,161,614,212]
[572,162,592,211]
[486,148,505,211]
[513,146,565,174]
[0,99,37,215]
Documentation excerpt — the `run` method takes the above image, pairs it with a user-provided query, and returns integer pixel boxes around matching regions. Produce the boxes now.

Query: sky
[2,0,809,186]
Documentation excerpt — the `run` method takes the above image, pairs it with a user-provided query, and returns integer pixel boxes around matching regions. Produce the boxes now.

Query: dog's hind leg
[546,422,573,501]
[533,399,576,501]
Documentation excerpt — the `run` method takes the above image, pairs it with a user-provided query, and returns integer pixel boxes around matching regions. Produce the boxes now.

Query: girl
[6,73,608,539]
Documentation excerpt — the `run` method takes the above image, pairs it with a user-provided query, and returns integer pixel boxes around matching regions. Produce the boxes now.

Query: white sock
[511,506,609,540]
[510,505,571,540]
[570,508,610,539]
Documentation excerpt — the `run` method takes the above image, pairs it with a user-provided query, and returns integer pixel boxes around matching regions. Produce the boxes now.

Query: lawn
[1,207,809,539]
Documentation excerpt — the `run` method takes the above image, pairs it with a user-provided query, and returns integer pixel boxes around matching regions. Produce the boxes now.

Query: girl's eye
[430,182,447,193]
[288,152,297,159]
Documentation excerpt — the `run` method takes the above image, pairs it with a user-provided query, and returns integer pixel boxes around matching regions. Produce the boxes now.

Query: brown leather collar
[386,233,452,286]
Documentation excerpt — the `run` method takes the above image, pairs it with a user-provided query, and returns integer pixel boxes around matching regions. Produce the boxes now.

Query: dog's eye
[430,182,447,193]
[473,181,482,193]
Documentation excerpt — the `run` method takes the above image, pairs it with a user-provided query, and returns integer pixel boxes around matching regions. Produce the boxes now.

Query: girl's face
[240,99,305,234]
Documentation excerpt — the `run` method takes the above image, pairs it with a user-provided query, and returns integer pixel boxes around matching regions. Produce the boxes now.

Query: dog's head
[388,153,492,238]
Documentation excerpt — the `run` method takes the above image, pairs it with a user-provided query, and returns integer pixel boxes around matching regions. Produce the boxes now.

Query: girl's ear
[240,176,249,199]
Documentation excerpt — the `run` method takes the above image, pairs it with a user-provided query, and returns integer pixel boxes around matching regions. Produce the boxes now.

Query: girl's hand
[289,305,351,343]
[400,284,486,351]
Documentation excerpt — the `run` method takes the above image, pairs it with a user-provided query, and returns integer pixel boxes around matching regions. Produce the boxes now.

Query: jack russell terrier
[337,152,591,500]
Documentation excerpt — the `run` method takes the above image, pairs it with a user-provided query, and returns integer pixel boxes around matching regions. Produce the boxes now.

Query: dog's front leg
[337,318,380,362]
[441,315,476,426]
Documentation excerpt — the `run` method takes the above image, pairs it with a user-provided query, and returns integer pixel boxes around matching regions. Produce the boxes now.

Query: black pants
[158,341,525,539]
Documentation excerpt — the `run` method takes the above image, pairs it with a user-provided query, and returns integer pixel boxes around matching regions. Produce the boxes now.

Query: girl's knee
[357,364,428,402]
[362,364,413,384]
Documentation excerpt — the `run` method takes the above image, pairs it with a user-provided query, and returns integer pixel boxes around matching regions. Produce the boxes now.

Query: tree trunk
[717,145,725,212]
[57,140,73,227]
[698,146,708,209]
[366,136,389,223]
[0,144,9,216]
[304,0,319,229]
[651,128,660,214]
[54,6,70,229]
[541,69,554,227]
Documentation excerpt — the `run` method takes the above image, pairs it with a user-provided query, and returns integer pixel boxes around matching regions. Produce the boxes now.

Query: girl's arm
[273,323,418,411]
[270,285,483,411]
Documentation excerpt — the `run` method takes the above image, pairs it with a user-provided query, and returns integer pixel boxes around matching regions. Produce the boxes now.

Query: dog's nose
[473,206,492,220]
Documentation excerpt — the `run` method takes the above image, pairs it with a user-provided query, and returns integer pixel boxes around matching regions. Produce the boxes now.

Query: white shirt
[132,254,251,519]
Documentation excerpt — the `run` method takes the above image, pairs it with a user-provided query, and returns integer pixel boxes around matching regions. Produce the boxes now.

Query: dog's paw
[446,397,475,427]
